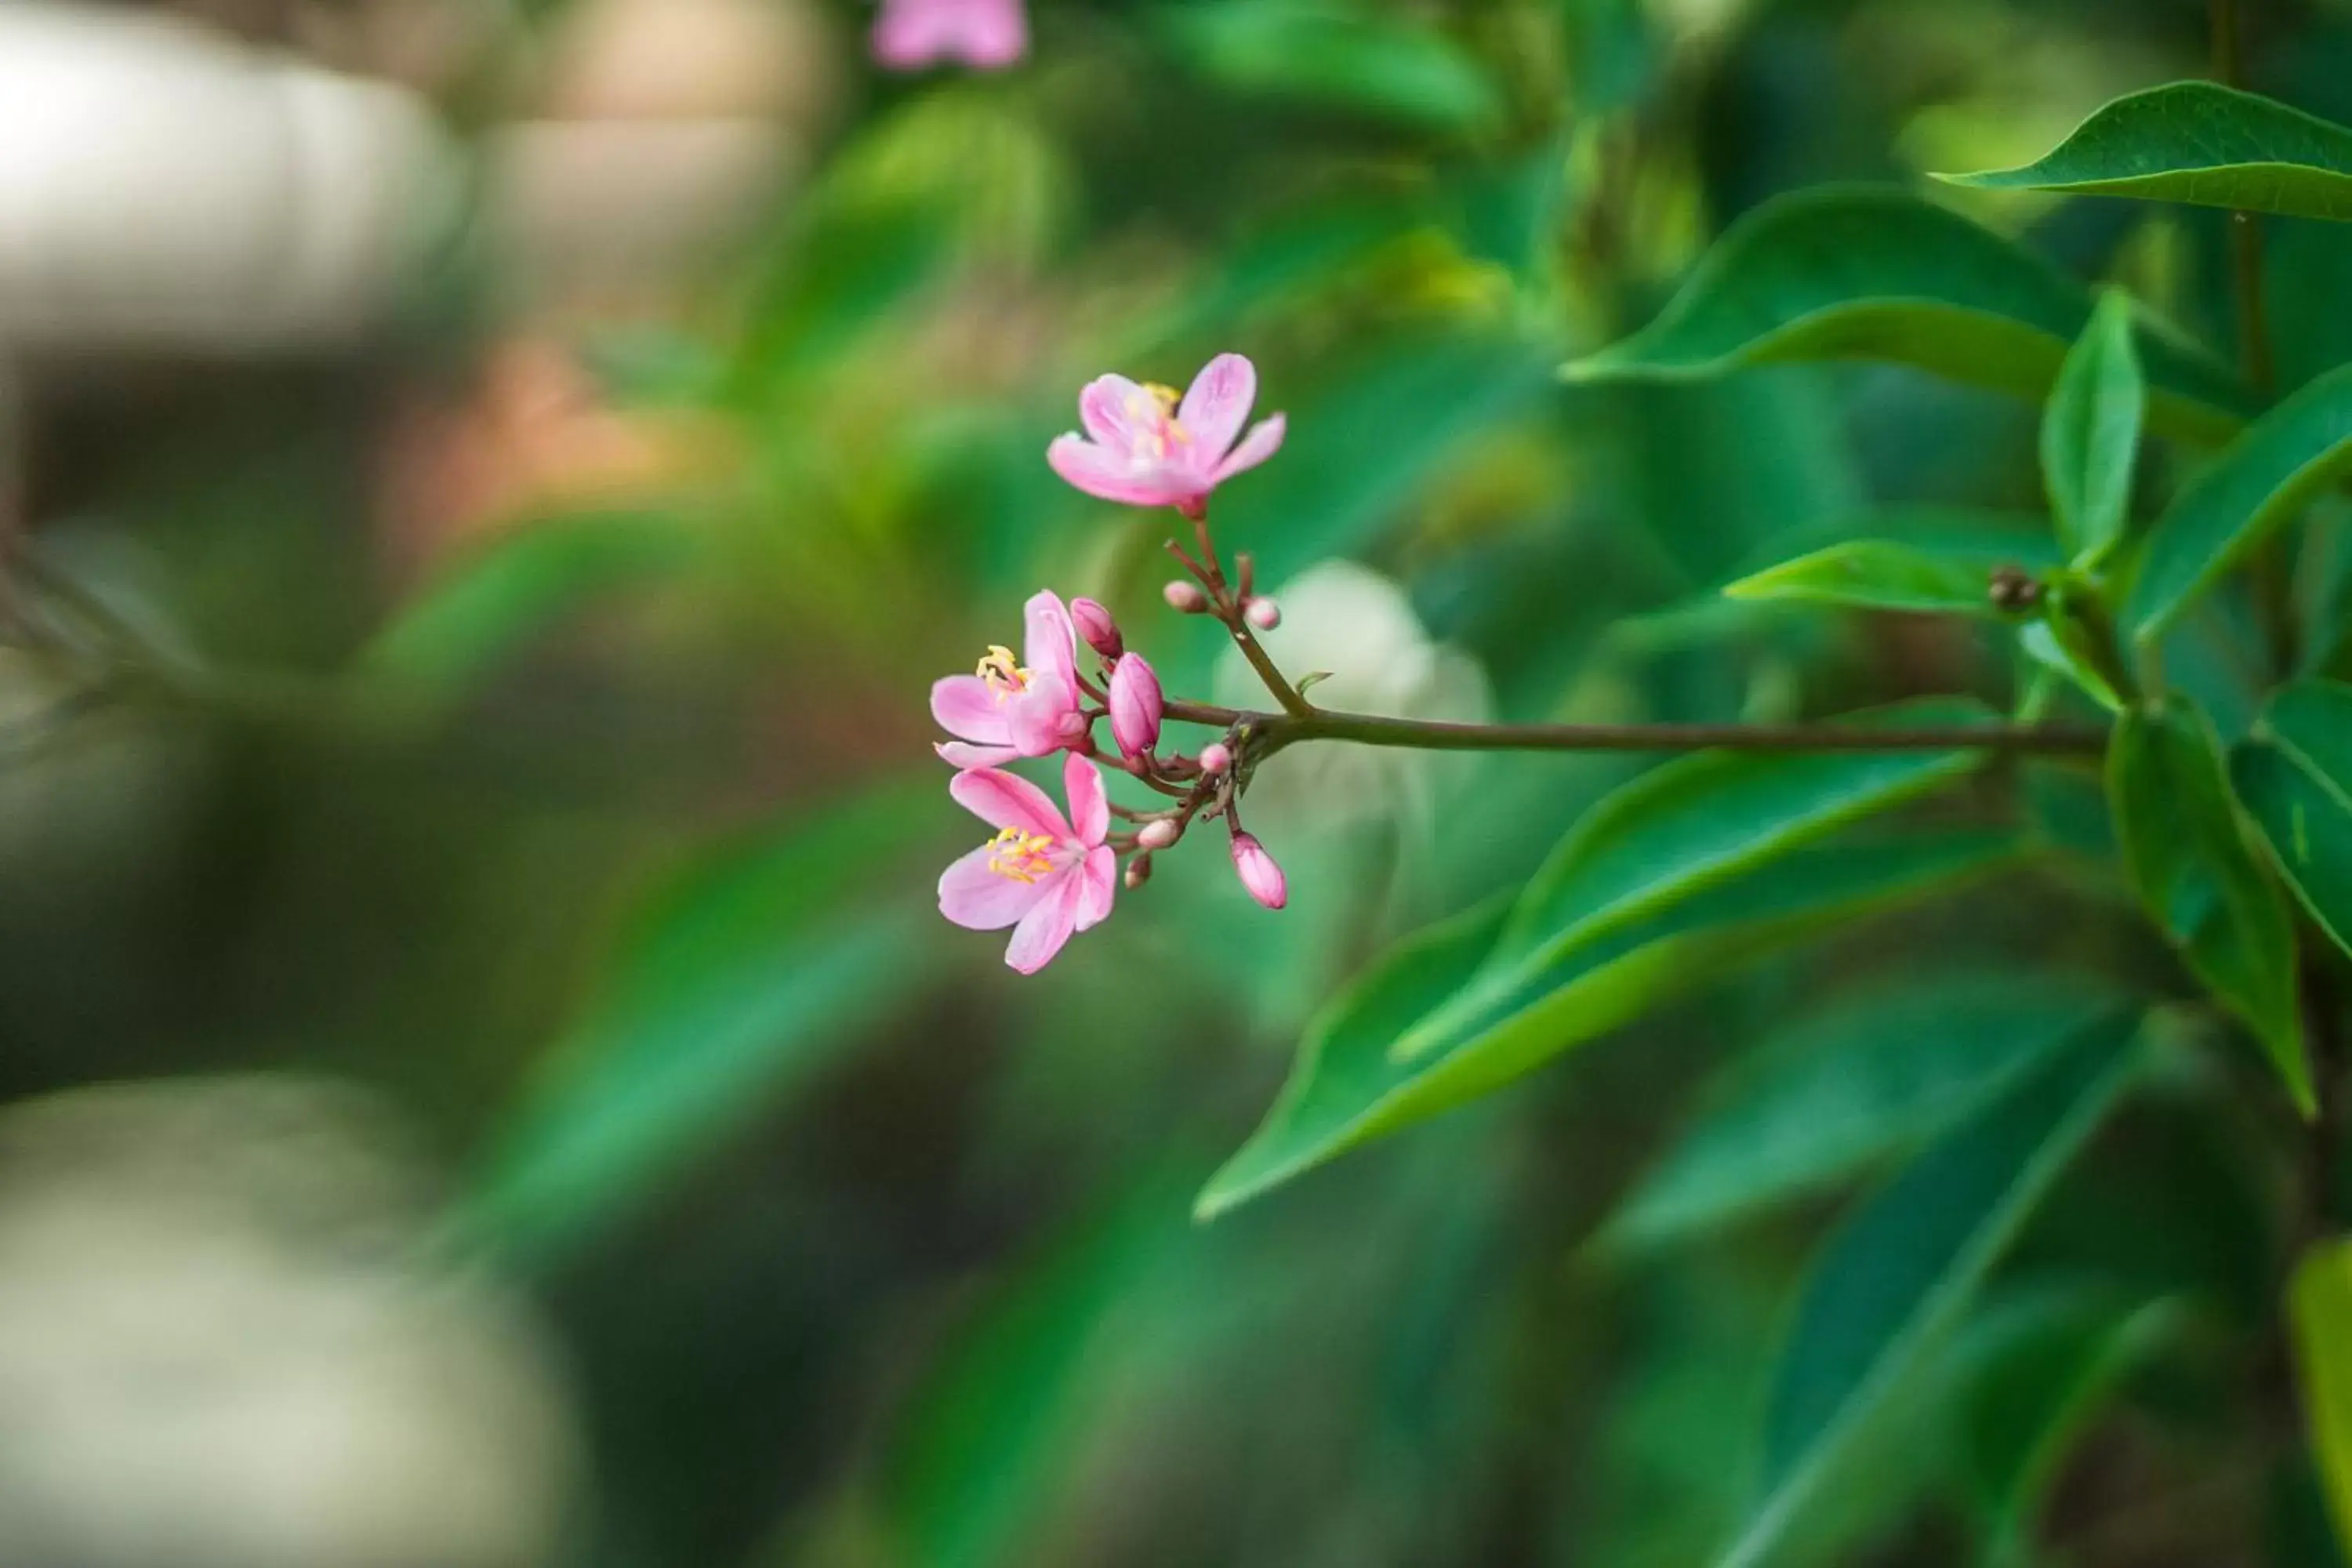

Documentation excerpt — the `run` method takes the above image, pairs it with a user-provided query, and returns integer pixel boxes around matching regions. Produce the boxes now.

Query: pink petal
[949,768,1070,839]
[872,0,948,67]
[1022,590,1076,686]
[1047,435,1189,509]
[1064,753,1109,844]
[939,844,1053,930]
[935,740,1020,768]
[1178,354,1257,462]
[931,674,1012,744]
[1004,871,1083,973]
[1006,685,1074,757]
[1210,414,1286,484]
[1077,375,1154,451]
[1075,844,1116,931]
[949,0,1027,66]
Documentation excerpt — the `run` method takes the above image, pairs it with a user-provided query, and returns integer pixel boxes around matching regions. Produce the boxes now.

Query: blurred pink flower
[1047,354,1287,513]
[873,0,1027,71]
[931,591,1087,768]
[1108,653,1163,759]
[939,754,1116,972]
[1230,833,1287,910]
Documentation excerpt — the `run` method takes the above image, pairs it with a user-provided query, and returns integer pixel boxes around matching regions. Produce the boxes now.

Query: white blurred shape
[1216,559,1493,834]
[0,1077,579,1568]
[0,3,457,354]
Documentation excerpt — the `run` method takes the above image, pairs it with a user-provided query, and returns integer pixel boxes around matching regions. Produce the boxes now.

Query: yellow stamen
[985,826,1058,884]
[1141,383,1182,413]
[976,644,1029,699]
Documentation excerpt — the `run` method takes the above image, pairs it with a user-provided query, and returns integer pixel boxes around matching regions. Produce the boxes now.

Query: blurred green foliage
[17,0,2352,1563]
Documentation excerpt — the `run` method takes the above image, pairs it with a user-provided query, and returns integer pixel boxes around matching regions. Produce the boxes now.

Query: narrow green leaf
[2017,617,2122,713]
[1196,829,2025,1220]
[365,510,702,694]
[460,781,941,1259]
[1954,1288,2186,1557]
[2042,289,2146,566]
[1561,187,2251,445]
[2292,1239,2352,1559]
[1608,974,2126,1251]
[1161,1,1506,137]
[1396,697,2002,1065]
[2127,362,2352,643]
[2108,697,2310,1111]
[1940,82,2352,223]
[1724,539,2021,617]
[1722,1011,2143,1568]
[2233,678,2352,958]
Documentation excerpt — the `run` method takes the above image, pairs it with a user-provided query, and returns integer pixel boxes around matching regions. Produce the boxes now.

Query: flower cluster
[872,0,1027,72]
[934,354,1293,972]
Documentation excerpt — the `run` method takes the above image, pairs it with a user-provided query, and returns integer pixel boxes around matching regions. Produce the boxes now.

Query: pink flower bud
[1138,818,1178,851]
[1197,742,1232,775]
[1071,597,1123,659]
[1229,832,1287,910]
[1244,596,1282,631]
[1056,710,1091,742]
[1124,855,1152,890]
[1109,654,1163,760]
[1163,580,1209,614]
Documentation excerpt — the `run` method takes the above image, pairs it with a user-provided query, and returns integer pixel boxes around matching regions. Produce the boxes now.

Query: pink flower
[1108,653,1163,759]
[1230,832,1287,910]
[873,0,1027,71]
[939,754,1116,973]
[1047,354,1287,513]
[931,591,1088,768]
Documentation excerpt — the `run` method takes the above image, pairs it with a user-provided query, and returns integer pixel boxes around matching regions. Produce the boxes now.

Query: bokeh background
[4,0,2350,1563]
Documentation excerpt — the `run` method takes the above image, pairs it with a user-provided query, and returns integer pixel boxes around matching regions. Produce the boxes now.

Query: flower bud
[1229,832,1287,910]
[1243,596,1282,631]
[1109,653,1164,760]
[1138,818,1178,851]
[1124,855,1153,890]
[1197,742,1232,775]
[1163,580,1210,615]
[1071,597,1123,659]
[1056,710,1091,742]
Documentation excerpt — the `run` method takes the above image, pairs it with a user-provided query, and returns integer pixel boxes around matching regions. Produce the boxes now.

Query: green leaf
[2108,696,2310,1112]
[1397,697,2005,1064]
[2292,1239,2352,1559]
[1561,187,2251,445]
[2233,678,2352,958]
[1723,539,2024,617]
[2126,362,2352,643]
[1607,973,2126,1252]
[459,780,941,1260]
[2042,289,2146,566]
[1953,1287,2186,1558]
[1940,82,2352,223]
[2017,617,2122,713]
[1196,829,2026,1220]
[1721,1010,2142,1568]
[365,510,702,695]
[1162,1,1505,138]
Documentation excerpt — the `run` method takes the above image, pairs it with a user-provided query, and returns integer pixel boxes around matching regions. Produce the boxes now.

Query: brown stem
[1162,698,2109,756]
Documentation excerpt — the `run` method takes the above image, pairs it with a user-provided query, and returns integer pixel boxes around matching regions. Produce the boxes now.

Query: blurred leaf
[2233,678,2352,956]
[1161,2,1507,138]
[1607,974,2126,1252]
[2126,362,2352,644]
[2108,696,2310,1111]
[1941,83,2352,223]
[2292,1239,2352,1559]
[1950,1286,2187,1559]
[365,510,701,695]
[1562,187,2250,445]
[461,779,941,1259]
[1723,539,2022,616]
[1399,697,2004,1064]
[2017,617,2122,713]
[2042,289,2146,567]
[1722,1010,2143,1568]
[1197,828,2026,1219]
